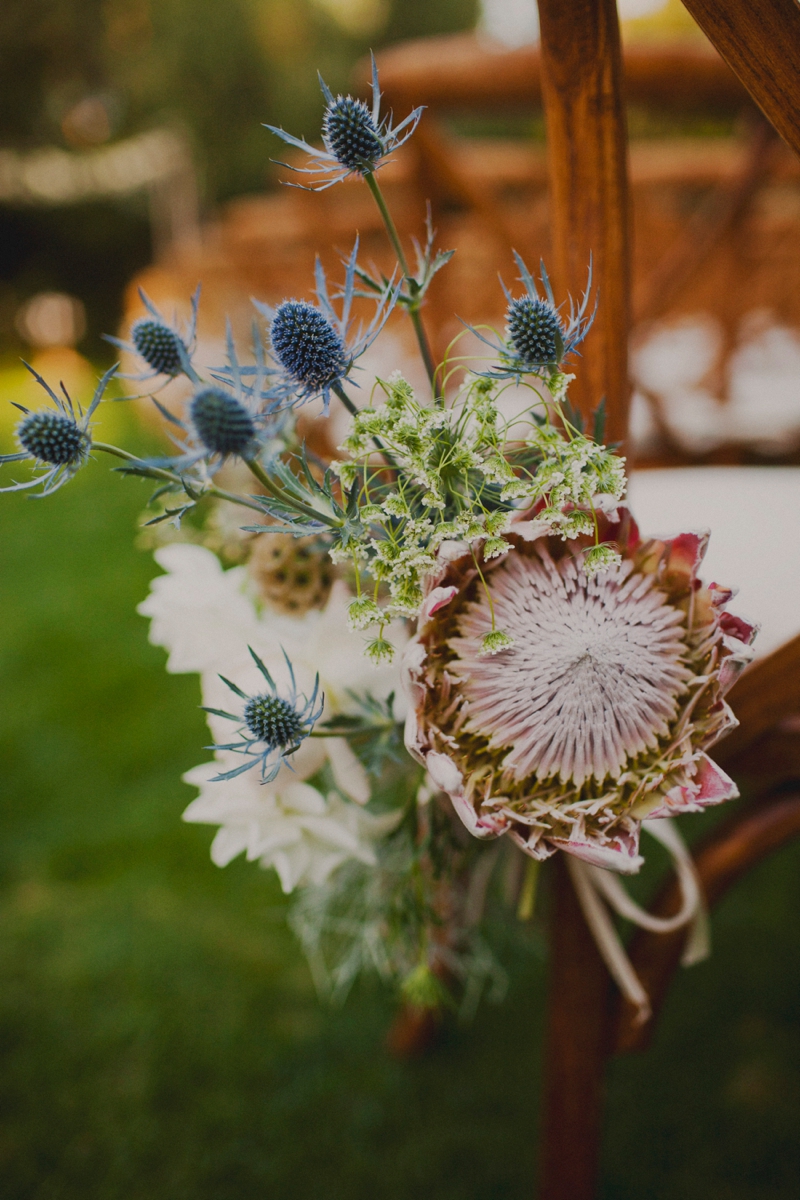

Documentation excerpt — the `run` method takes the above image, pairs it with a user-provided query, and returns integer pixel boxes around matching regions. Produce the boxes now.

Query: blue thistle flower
[18,409,88,466]
[265,55,423,190]
[252,237,399,413]
[323,95,384,173]
[190,386,256,457]
[106,286,200,385]
[0,363,115,496]
[244,692,305,748]
[204,648,323,784]
[131,317,186,377]
[138,322,282,472]
[506,295,564,369]
[469,253,595,382]
[270,301,347,391]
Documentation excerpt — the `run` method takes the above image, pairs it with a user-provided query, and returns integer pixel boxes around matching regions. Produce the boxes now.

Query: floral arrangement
[0,61,757,1019]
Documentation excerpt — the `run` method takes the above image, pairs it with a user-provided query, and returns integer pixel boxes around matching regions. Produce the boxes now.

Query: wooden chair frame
[534,2,800,1196]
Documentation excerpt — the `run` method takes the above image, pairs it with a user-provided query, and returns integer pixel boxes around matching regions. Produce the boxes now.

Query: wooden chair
[367,33,800,465]
[126,27,800,466]
[523,3,800,1197]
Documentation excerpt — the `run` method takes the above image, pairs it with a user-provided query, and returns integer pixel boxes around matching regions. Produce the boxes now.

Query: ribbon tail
[565,818,710,1028]
[566,856,652,1026]
[643,817,711,966]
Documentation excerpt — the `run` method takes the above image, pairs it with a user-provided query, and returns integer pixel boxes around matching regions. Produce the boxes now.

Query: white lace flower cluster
[329,372,628,657]
[522,425,627,569]
[138,543,406,891]
[330,375,522,655]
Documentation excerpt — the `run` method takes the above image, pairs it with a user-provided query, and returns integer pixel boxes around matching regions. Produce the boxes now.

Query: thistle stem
[363,171,438,396]
[208,486,264,514]
[331,379,360,419]
[93,441,271,515]
[93,441,181,484]
[243,456,341,528]
[95,441,337,526]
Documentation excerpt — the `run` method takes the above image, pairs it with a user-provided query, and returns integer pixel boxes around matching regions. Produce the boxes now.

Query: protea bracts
[403,508,757,874]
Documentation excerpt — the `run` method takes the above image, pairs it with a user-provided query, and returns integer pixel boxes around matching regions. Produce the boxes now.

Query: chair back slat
[682,0,800,159]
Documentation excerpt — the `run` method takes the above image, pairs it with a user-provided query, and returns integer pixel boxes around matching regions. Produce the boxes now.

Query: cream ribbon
[566,818,710,1025]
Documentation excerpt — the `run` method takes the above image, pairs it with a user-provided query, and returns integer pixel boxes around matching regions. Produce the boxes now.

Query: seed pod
[249,531,333,614]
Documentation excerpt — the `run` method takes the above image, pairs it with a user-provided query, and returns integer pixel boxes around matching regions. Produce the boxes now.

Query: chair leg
[539,857,612,1200]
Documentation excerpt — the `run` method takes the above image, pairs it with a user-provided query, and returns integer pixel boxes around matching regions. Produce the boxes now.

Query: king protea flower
[403,509,757,874]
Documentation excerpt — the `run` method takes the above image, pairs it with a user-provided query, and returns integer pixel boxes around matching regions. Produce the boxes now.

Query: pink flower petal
[695,753,739,803]
[425,751,508,839]
[547,828,644,874]
[719,610,759,646]
[645,753,738,818]
[663,530,709,590]
[708,582,734,608]
[419,586,458,624]
[508,828,557,861]
[425,750,463,795]
[718,642,756,695]
[510,518,553,542]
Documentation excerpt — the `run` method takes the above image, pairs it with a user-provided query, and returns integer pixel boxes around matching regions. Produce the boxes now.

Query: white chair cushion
[627,467,800,659]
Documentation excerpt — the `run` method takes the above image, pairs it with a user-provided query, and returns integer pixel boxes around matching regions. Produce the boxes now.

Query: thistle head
[244,693,305,750]
[323,95,384,173]
[18,410,88,466]
[271,300,347,390]
[190,387,255,457]
[506,296,564,368]
[131,317,186,376]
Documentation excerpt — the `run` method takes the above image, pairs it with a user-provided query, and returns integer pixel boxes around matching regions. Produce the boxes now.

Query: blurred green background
[1,1,800,1197]
[0,0,478,352]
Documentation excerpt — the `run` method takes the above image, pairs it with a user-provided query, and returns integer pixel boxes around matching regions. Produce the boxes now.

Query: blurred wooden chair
[127,28,800,464]
[516,3,800,1198]
[363,32,800,463]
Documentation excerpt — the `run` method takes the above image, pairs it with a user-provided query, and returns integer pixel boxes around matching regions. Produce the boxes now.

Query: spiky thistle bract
[265,55,423,191]
[203,647,323,784]
[252,237,399,413]
[0,363,116,496]
[469,253,596,382]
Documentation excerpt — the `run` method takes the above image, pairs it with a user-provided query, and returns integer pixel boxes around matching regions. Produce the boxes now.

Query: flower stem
[363,171,438,396]
[517,859,540,921]
[243,456,340,527]
[331,379,360,419]
[471,546,497,632]
[93,441,279,515]
[93,441,182,484]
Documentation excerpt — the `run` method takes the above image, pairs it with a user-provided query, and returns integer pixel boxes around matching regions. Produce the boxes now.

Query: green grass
[1,430,799,1198]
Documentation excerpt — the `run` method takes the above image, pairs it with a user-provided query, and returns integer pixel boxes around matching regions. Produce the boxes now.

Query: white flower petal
[326,737,370,804]
[209,824,250,867]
